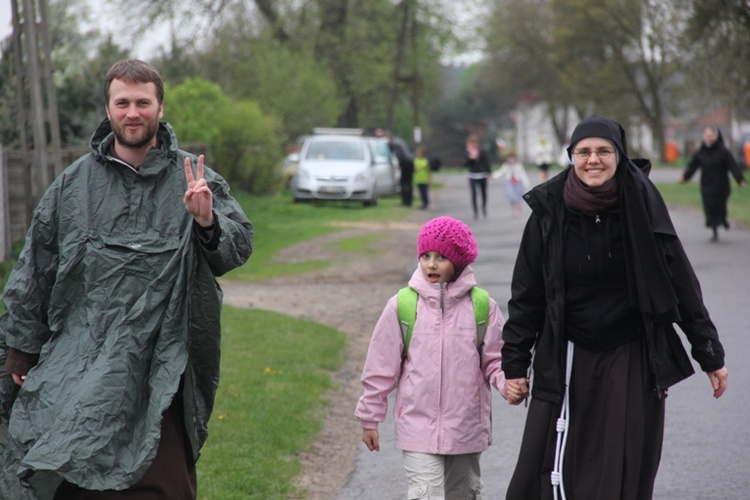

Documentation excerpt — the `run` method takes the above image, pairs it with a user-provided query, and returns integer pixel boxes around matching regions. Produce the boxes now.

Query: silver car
[291,131,399,206]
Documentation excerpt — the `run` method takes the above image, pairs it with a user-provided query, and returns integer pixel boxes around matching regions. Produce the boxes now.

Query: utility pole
[10,0,63,224]
[409,0,421,146]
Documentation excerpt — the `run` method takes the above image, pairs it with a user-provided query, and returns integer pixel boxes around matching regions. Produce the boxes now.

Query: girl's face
[571,137,618,187]
[419,251,456,284]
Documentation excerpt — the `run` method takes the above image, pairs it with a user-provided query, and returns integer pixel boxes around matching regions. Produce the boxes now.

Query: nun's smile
[571,137,618,187]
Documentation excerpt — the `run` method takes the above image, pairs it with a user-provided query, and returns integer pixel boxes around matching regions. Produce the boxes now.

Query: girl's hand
[362,429,380,452]
[504,378,529,405]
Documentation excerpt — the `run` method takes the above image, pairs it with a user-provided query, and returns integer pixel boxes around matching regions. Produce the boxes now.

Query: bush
[165,78,285,194]
[212,101,284,194]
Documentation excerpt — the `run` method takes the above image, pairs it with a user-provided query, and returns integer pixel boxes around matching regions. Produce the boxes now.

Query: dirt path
[218,213,430,499]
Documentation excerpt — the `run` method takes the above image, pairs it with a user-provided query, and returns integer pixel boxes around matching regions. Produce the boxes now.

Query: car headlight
[355,173,368,183]
[296,169,310,179]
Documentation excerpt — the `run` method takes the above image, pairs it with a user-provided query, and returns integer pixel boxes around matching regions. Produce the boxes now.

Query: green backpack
[397,286,490,359]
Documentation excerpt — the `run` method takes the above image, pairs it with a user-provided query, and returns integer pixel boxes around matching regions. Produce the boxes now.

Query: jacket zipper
[437,283,445,453]
[594,214,603,338]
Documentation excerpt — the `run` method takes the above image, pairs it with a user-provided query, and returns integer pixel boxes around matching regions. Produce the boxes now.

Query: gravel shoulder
[218,211,431,499]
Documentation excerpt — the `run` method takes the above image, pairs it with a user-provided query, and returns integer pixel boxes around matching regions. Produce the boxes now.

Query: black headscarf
[568,116,680,320]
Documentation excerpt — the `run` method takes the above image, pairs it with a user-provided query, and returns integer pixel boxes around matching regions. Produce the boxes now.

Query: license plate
[319,186,345,194]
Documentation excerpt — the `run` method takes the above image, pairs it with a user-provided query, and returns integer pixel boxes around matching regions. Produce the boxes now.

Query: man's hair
[104,59,164,105]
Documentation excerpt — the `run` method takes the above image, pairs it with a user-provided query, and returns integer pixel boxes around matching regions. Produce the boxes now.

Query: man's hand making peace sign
[183,154,214,228]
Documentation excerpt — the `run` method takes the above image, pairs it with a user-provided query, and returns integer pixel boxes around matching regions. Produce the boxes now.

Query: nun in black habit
[501,116,728,500]
[680,126,746,242]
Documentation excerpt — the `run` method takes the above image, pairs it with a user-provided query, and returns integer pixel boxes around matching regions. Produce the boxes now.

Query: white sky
[0,1,485,63]
[0,1,166,60]
[0,2,11,41]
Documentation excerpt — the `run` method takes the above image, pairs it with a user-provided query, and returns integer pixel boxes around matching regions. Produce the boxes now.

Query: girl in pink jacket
[355,216,512,499]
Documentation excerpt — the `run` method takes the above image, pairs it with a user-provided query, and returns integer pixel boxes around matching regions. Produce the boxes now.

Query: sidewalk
[338,168,750,499]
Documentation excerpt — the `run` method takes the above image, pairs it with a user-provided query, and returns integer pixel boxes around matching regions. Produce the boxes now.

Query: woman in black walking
[463,135,492,219]
[680,126,746,242]
[502,115,728,500]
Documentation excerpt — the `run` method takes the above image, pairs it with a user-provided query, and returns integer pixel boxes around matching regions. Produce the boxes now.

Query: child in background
[413,146,431,210]
[492,152,531,218]
[355,216,515,499]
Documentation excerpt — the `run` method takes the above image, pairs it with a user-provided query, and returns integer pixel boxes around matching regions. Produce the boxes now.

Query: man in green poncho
[0,59,253,498]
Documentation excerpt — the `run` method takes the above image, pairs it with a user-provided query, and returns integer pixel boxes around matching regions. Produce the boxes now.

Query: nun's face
[703,127,717,146]
[571,137,617,187]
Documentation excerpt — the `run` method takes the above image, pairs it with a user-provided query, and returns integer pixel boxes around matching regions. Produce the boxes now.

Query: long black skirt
[506,337,665,500]
[702,189,730,229]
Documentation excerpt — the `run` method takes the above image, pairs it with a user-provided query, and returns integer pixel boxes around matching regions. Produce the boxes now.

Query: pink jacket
[355,266,506,455]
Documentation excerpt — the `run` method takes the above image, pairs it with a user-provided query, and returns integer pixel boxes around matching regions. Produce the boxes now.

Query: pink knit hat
[417,216,478,268]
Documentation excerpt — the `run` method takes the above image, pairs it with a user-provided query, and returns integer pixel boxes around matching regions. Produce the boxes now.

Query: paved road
[339,168,750,499]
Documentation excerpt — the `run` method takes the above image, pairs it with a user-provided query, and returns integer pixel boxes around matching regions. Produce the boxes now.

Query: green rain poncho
[0,120,253,498]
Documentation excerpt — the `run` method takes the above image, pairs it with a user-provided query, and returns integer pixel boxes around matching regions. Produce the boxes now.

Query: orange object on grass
[664,141,679,163]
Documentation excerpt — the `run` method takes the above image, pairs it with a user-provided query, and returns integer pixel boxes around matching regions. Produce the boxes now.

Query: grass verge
[225,192,409,281]
[197,307,346,499]
[655,179,750,227]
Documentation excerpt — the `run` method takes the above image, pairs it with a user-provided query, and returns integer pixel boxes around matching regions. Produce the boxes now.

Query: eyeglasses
[572,148,615,160]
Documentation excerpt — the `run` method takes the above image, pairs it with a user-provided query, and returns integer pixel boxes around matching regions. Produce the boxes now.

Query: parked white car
[291,130,399,206]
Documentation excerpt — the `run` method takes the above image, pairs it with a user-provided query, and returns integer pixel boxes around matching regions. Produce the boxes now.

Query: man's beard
[111,119,159,149]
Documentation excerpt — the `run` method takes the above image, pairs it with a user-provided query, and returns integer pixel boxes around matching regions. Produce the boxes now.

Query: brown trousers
[53,389,197,500]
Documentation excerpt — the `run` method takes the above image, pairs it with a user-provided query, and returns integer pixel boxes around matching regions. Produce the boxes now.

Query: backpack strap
[397,286,490,359]
[470,286,490,354]
[397,287,418,359]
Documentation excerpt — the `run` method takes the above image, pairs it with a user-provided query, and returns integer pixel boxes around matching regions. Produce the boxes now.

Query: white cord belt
[552,341,574,500]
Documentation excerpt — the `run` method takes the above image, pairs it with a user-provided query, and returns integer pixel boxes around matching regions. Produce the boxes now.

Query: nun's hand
[708,366,728,399]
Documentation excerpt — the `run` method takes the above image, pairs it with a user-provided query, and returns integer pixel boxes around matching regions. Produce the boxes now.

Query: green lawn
[225,191,408,281]
[197,308,346,499]
[655,180,750,227]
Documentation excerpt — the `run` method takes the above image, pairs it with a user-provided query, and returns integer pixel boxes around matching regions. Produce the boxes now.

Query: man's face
[105,79,163,149]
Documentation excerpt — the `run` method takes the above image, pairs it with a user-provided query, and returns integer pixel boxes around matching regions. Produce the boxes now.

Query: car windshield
[369,140,391,161]
[305,140,365,161]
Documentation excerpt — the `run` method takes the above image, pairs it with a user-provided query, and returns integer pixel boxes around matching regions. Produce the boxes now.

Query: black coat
[682,132,745,228]
[501,165,725,403]
[463,150,491,175]
[683,133,744,195]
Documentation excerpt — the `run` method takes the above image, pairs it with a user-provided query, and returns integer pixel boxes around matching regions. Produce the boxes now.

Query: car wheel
[363,195,378,207]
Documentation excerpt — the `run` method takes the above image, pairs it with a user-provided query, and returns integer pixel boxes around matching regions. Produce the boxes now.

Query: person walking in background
[492,152,531,218]
[464,135,492,219]
[386,131,415,207]
[502,115,728,500]
[679,126,746,242]
[0,59,253,498]
[534,137,553,183]
[413,146,431,210]
[356,216,516,499]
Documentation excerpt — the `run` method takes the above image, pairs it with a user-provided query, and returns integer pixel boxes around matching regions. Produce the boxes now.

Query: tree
[55,36,131,146]
[685,0,750,116]
[0,0,123,147]
[481,0,689,159]
[481,0,582,146]
[213,100,284,194]
[164,77,284,193]
[163,77,228,146]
